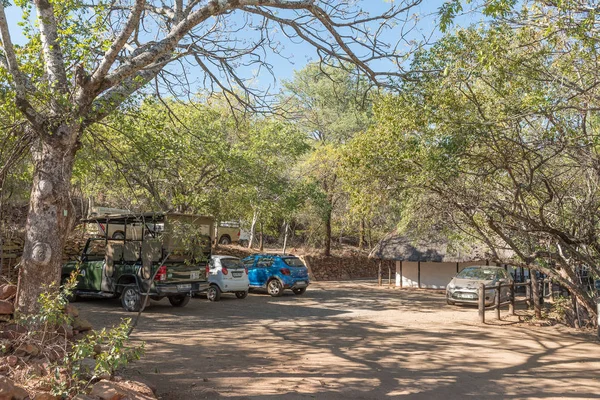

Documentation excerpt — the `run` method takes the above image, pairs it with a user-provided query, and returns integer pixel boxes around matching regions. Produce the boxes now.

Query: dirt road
[77,281,600,399]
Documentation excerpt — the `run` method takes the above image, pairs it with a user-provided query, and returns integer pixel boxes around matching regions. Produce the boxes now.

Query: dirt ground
[76,281,600,399]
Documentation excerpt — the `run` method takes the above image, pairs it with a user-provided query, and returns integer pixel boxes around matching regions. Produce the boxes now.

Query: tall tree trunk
[259,222,264,252]
[359,217,365,250]
[282,221,289,254]
[324,206,332,257]
[248,210,258,249]
[16,127,79,314]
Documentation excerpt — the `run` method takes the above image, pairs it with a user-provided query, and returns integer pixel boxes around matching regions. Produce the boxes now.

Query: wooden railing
[478,278,553,323]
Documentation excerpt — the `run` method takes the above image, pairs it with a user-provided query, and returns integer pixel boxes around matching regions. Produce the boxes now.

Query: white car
[207,255,249,301]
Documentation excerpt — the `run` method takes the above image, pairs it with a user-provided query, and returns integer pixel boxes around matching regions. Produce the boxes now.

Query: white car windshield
[457,268,505,280]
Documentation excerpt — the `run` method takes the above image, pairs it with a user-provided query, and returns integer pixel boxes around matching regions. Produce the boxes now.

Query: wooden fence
[478,278,554,323]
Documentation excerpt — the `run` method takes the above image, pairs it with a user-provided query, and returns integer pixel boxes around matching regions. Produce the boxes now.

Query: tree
[0,0,423,312]
[281,63,374,255]
[349,21,600,324]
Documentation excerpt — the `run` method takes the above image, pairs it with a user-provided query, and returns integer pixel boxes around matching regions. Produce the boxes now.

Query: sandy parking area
[76,281,600,399]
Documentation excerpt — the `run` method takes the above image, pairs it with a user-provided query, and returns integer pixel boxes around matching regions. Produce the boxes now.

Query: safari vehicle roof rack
[83,212,214,244]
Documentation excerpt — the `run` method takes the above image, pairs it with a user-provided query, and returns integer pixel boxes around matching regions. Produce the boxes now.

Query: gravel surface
[76,281,600,399]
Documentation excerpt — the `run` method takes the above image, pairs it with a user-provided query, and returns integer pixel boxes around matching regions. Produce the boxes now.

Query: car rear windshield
[282,257,305,267]
[457,268,503,280]
[221,258,243,268]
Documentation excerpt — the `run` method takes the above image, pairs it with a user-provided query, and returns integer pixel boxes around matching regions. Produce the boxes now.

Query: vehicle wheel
[446,298,455,305]
[238,240,249,247]
[219,235,231,245]
[235,291,248,299]
[292,287,306,295]
[168,295,190,307]
[267,279,283,297]
[121,285,142,312]
[207,285,221,302]
[112,231,125,240]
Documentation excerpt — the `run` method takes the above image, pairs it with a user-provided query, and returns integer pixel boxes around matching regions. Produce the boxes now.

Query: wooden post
[531,271,542,319]
[378,261,382,286]
[388,263,391,287]
[509,283,515,316]
[525,279,532,308]
[400,261,403,288]
[417,261,421,289]
[395,261,400,287]
[456,262,459,273]
[495,283,501,320]
[478,283,485,323]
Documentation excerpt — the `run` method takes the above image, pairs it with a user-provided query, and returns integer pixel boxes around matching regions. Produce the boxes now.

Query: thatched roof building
[369,228,515,289]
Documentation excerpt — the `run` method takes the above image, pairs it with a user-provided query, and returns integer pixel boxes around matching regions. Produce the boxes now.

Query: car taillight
[244,267,248,275]
[237,230,240,237]
[205,264,209,276]
[154,265,167,282]
[280,268,290,276]
[222,267,228,275]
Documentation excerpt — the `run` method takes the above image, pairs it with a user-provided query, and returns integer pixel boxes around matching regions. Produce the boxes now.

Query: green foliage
[56,318,144,397]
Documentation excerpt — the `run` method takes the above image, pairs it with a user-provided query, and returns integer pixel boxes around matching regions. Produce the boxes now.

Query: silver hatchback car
[446,266,513,306]
[207,255,250,301]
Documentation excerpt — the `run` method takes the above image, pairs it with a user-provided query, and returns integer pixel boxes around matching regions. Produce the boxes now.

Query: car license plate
[460,293,475,299]
[190,271,199,280]
[232,272,242,278]
[177,284,191,291]
[296,281,306,287]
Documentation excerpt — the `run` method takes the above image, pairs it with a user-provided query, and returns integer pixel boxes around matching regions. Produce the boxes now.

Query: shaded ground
[76,281,600,399]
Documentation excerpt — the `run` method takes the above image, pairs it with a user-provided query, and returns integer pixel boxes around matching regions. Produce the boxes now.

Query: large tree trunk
[248,210,258,249]
[324,206,332,257]
[16,126,79,314]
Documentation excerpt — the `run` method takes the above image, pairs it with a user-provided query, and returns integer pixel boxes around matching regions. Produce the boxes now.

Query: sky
[2,1,480,97]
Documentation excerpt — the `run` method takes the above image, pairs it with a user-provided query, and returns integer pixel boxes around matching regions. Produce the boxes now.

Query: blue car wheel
[267,279,283,297]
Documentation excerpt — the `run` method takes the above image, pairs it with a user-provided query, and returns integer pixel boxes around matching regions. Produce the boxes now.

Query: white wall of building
[395,260,503,289]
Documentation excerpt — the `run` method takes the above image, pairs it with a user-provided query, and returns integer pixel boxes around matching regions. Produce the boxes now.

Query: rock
[79,358,96,377]
[72,318,93,332]
[12,385,29,400]
[0,301,14,315]
[0,324,27,340]
[57,324,73,339]
[73,395,96,400]
[0,285,17,301]
[6,356,17,367]
[0,376,28,400]
[65,304,79,318]
[16,343,39,357]
[90,380,156,400]
[93,344,102,356]
[34,393,60,400]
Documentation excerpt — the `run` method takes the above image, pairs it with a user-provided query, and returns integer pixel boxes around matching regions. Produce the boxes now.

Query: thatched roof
[369,228,510,263]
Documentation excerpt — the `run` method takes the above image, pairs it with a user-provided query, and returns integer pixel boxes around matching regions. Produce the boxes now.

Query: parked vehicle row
[206,254,310,300]
[61,212,310,311]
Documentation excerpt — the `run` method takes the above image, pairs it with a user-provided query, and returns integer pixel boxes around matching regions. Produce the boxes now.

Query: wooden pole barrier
[526,279,532,309]
[378,261,382,287]
[388,264,391,287]
[531,272,542,319]
[478,283,485,323]
[509,283,515,316]
[495,283,501,320]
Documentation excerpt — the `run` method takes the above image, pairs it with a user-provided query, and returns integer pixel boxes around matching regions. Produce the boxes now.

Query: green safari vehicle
[62,213,213,311]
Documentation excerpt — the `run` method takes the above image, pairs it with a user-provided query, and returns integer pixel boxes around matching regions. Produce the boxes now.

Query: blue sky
[3,1,479,95]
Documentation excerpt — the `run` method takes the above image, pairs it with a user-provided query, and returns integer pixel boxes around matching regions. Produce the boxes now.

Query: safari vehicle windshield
[457,267,506,280]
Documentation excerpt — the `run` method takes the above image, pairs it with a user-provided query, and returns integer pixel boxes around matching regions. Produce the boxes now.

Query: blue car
[242,254,310,297]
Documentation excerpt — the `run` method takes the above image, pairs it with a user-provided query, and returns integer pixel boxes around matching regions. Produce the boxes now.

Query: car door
[255,257,273,287]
